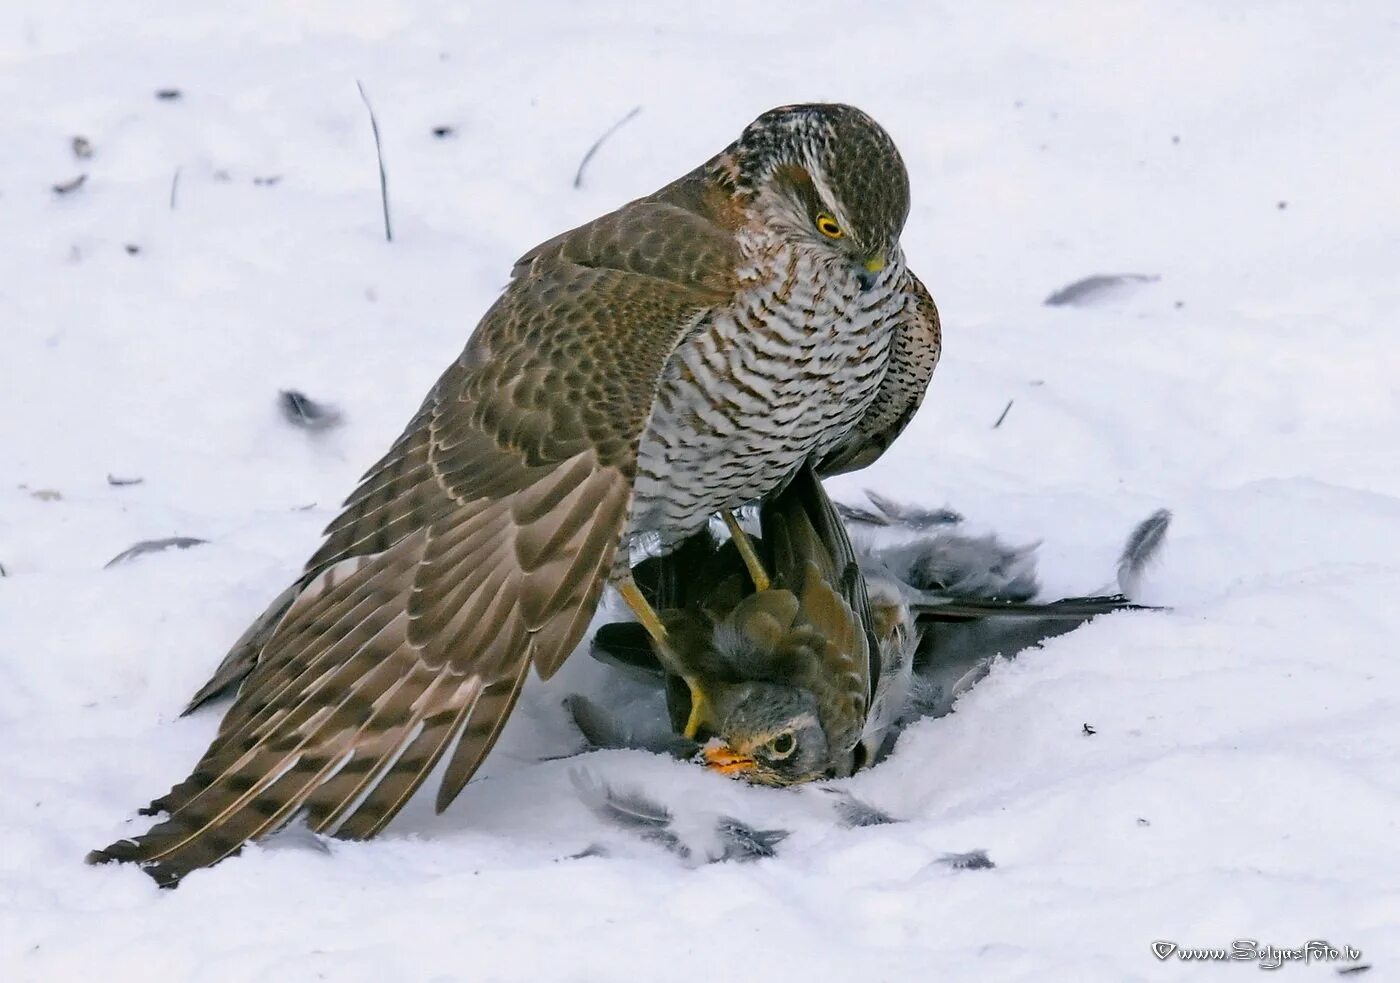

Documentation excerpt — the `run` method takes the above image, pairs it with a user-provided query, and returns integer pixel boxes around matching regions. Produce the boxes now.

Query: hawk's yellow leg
[721,509,771,592]
[616,574,712,739]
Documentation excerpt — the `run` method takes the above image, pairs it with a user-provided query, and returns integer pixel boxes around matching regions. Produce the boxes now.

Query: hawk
[89,103,942,885]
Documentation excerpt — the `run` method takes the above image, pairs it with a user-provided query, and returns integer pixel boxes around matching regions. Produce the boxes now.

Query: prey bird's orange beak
[703,744,757,776]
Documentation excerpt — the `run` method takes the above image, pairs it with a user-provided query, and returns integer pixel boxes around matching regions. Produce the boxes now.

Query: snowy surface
[3,2,1399,980]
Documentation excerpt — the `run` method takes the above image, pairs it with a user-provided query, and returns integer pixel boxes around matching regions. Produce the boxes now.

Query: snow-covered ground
[3,2,1399,979]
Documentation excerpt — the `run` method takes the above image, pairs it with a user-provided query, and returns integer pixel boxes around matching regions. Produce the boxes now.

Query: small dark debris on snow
[279,390,343,432]
[0,561,7,577]
[1082,723,1097,736]
[104,536,208,569]
[567,844,610,860]
[938,849,995,871]
[992,398,1014,429]
[155,88,182,101]
[52,174,87,196]
[253,175,282,187]
[714,817,788,862]
[1336,965,1372,975]
[1136,817,1151,827]
[431,125,456,139]
[824,788,898,828]
[1171,134,1180,145]
[1044,273,1159,307]
[1277,200,1288,210]
[124,244,141,256]
[30,489,63,502]
[71,136,93,159]
[106,474,144,487]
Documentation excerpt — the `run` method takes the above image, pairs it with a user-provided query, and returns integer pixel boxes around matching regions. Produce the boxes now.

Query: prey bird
[88,103,941,885]
[588,485,1168,784]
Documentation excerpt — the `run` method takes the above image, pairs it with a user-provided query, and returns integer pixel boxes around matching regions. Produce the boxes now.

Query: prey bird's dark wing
[762,466,877,758]
[910,593,1161,621]
[90,190,741,886]
[816,271,940,477]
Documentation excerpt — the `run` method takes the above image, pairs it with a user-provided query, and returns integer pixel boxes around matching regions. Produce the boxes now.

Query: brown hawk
[88,102,942,885]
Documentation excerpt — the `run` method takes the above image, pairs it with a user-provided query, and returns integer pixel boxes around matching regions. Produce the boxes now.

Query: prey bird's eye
[769,732,797,758]
[815,212,844,239]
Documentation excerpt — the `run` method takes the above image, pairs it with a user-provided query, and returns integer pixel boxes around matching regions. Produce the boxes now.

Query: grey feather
[713,817,789,862]
[837,492,962,529]
[1044,273,1159,307]
[569,770,691,859]
[104,536,208,569]
[937,849,995,870]
[823,788,898,827]
[871,531,1039,601]
[1117,508,1171,597]
[278,390,343,432]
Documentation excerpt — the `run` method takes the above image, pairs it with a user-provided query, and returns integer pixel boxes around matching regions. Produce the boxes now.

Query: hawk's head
[720,103,910,288]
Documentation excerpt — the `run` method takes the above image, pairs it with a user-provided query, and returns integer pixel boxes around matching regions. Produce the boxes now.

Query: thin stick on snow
[573,105,641,189]
[169,167,181,210]
[992,399,1014,429]
[356,80,392,242]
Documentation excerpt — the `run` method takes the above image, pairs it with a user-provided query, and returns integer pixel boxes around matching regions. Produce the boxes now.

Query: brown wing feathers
[91,201,735,885]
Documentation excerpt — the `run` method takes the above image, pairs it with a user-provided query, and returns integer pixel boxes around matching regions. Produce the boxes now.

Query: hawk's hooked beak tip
[856,252,886,291]
[702,744,757,776]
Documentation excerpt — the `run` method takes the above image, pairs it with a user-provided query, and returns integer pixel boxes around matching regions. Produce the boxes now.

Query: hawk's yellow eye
[815,213,844,239]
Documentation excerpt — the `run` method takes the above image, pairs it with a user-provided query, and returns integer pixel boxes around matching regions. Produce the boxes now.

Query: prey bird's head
[719,103,909,290]
[697,680,830,787]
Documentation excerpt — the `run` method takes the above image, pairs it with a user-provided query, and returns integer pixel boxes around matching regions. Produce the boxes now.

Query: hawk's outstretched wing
[89,186,740,886]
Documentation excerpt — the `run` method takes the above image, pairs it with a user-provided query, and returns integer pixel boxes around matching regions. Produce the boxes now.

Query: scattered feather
[1044,273,1160,307]
[837,492,962,529]
[1116,508,1171,597]
[877,532,1039,600]
[713,817,788,862]
[155,88,182,100]
[1336,964,1372,975]
[51,174,86,195]
[252,175,282,187]
[431,125,456,139]
[279,390,343,431]
[567,844,610,860]
[104,536,207,568]
[569,770,690,859]
[30,488,63,502]
[71,136,93,159]
[106,474,143,487]
[937,849,995,870]
[573,105,642,189]
[823,788,898,827]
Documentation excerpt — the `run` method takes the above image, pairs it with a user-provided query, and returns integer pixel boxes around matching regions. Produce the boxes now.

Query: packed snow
[3,2,1398,980]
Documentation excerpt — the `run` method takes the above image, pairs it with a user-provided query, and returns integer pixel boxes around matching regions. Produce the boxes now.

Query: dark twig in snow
[992,398,1014,429]
[355,80,392,242]
[169,168,181,211]
[573,106,641,189]
[106,474,144,487]
[104,537,208,569]
[279,390,344,432]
